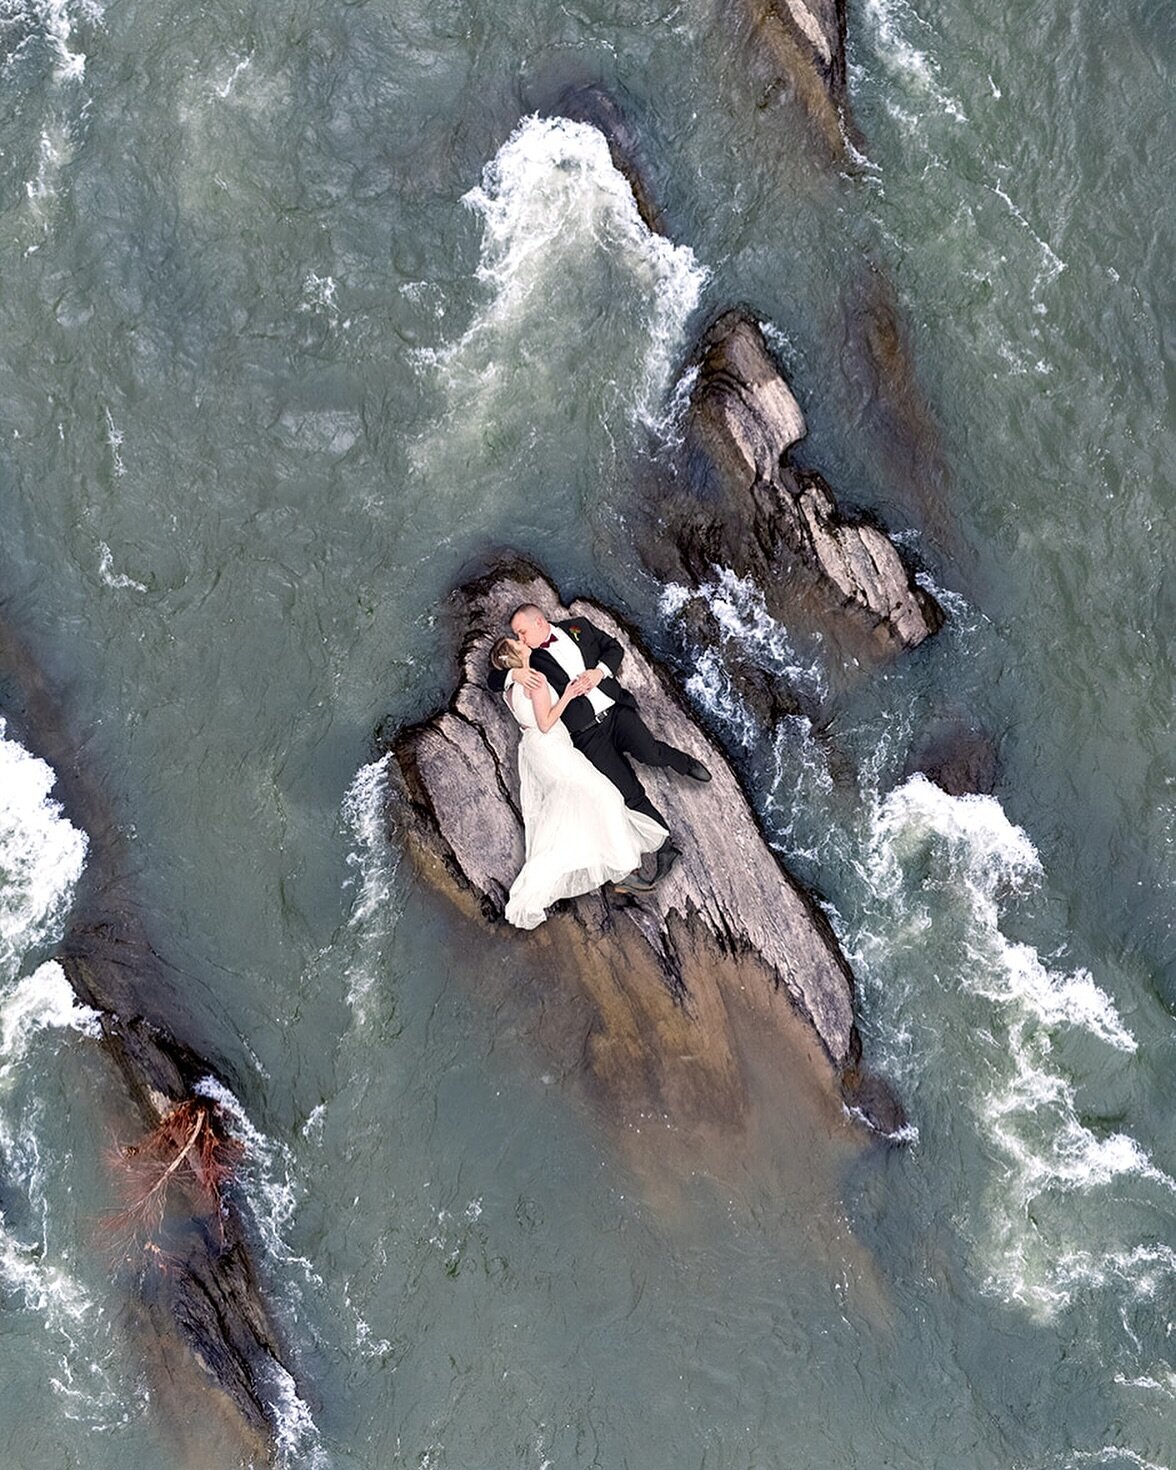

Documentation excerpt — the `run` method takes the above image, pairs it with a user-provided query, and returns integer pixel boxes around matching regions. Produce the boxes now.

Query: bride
[490,636,668,930]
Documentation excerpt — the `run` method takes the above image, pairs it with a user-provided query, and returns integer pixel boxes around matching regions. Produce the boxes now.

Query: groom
[488,602,711,886]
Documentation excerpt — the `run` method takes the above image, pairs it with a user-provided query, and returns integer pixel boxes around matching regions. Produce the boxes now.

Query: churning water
[0,0,1173,1465]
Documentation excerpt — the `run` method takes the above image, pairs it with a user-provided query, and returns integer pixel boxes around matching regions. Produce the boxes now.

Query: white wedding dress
[503,683,667,930]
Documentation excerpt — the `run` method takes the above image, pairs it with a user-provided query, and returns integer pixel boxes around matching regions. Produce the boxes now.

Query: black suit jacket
[488,618,637,735]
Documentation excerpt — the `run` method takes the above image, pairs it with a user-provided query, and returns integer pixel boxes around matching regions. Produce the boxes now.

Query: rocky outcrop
[651,310,944,659]
[383,560,904,1142]
[57,924,295,1460]
[0,618,298,1465]
[521,105,943,665]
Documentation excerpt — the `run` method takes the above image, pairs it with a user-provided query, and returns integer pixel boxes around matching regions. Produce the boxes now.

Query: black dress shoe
[654,842,682,882]
[682,757,711,782]
[612,870,657,895]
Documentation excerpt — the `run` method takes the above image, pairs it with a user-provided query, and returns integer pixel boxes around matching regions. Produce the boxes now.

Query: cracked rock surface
[386,560,903,1137]
[661,310,944,655]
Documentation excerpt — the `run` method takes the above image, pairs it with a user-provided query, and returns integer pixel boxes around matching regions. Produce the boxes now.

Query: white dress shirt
[544,627,614,718]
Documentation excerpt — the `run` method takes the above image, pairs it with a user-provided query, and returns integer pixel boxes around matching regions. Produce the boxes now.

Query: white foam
[1051,1244,1176,1301]
[661,569,833,862]
[860,0,935,87]
[758,318,799,363]
[862,775,1165,1317]
[681,645,760,750]
[25,125,68,204]
[0,1208,139,1427]
[0,1211,91,1324]
[301,270,340,322]
[417,115,707,472]
[856,0,967,128]
[342,754,395,930]
[98,542,147,592]
[41,0,96,81]
[103,407,124,477]
[2,0,101,81]
[873,773,1039,893]
[1,960,101,1073]
[340,753,403,1012]
[660,566,826,701]
[191,1076,302,1259]
[463,116,705,415]
[263,1358,328,1469]
[1064,1452,1172,1470]
[190,1078,334,1465]
[988,179,1066,288]
[875,777,1135,1051]
[648,361,698,453]
[213,53,252,100]
[0,721,88,974]
[0,984,132,1432]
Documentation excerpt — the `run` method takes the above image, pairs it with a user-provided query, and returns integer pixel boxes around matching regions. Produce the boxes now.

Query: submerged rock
[904,721,1002,798]
[0,618,298,1465]
[383,559,903,1142]
[838,261,959,566]
[58,923,295,1458]
[652,310,945,659]
[747,0,853,158]
[554,83,665,235]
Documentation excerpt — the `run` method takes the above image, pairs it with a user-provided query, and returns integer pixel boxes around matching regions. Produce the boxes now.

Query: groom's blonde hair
[490,636,523,671]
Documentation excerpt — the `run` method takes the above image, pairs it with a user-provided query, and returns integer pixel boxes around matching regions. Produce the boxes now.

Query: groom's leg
[574,725,670,835]
[609,706,697,777]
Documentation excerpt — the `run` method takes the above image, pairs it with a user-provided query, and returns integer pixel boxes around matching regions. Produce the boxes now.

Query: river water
[0,0,1173,1465]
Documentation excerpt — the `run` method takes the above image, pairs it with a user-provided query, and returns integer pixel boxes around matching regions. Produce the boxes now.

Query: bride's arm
[529,673,589,733]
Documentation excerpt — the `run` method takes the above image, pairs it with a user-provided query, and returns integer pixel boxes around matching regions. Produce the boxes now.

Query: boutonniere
[568,624,582,641]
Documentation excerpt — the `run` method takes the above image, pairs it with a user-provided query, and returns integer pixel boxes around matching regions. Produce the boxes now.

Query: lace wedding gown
[503,684,667,930]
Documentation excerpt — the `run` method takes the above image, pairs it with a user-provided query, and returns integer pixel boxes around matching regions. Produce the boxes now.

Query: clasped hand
[515,668,598,697]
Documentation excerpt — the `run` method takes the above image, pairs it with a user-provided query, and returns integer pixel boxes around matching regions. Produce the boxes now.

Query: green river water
[0,0,1173,1466]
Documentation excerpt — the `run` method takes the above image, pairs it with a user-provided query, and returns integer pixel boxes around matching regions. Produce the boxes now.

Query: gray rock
[385,560,904,1139]
[657,310,944,657]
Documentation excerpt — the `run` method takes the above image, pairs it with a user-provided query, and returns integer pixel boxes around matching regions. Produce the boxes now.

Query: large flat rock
[385,560,903,1141]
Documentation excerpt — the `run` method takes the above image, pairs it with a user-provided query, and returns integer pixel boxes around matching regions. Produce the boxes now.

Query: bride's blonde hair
[490,636,523,671]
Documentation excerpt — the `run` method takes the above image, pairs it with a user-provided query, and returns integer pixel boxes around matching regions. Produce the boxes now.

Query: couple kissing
[487,601,711,929]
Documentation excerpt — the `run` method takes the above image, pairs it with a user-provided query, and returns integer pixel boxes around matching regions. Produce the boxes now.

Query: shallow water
[0,0,1173,1465]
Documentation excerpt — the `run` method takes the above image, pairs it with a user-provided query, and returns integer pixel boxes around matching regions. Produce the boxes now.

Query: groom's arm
[579,620,624,679]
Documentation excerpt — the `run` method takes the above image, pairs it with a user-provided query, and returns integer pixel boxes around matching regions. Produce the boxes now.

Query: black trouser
[572,705,689,835]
